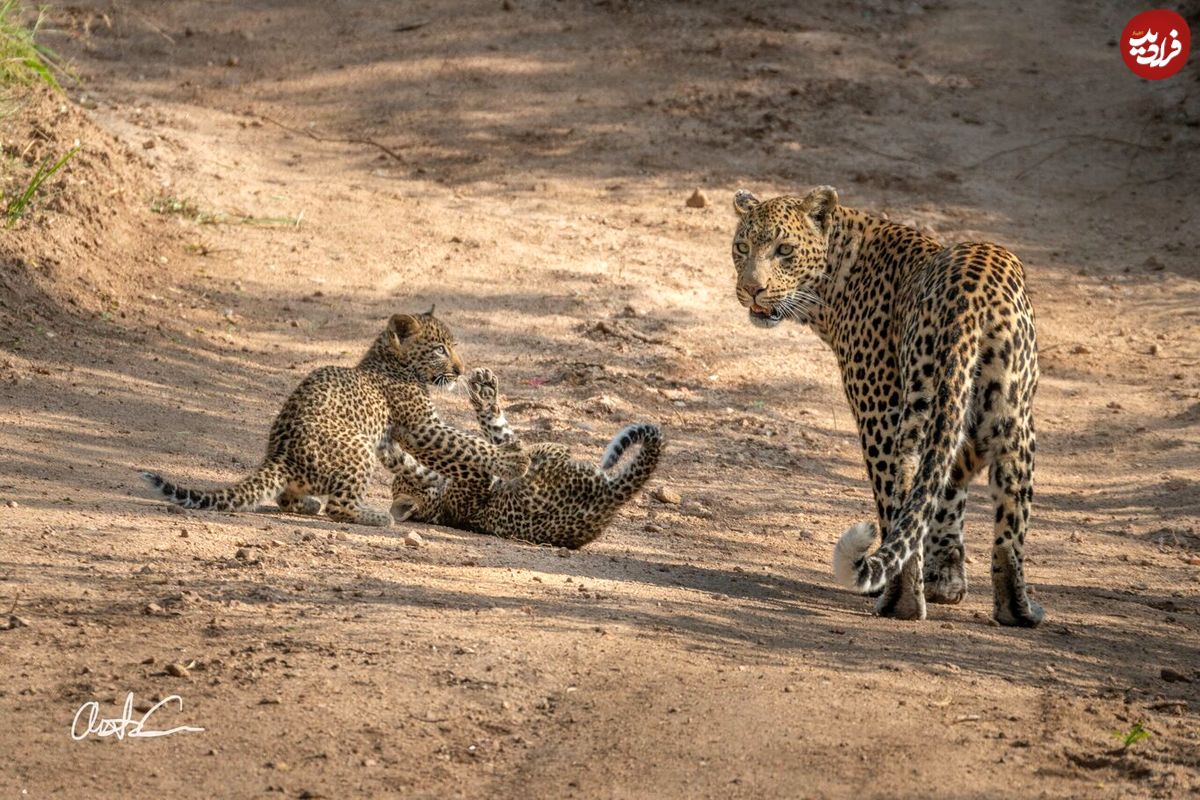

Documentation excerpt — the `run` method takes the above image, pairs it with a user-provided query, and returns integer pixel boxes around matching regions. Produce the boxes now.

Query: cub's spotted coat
[380,368,662,548]
[142,311,529,526]
[731,187,1043,626]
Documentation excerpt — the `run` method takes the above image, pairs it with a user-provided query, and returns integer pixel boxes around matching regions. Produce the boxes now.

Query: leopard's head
[730,186,838,329]
[386,307,465,387]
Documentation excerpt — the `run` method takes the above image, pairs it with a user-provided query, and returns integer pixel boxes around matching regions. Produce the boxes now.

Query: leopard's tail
[833,318,983,594]
[600,423,663,504]
[140,460,287,512]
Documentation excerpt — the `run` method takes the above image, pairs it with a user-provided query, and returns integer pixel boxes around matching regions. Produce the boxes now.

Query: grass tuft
[1113,721,1151,750]
[2,143,78,227]
[0,0,73,92]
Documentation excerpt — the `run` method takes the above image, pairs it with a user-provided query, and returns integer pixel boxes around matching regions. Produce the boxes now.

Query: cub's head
[386,307,465,387]
[731,186,838,329]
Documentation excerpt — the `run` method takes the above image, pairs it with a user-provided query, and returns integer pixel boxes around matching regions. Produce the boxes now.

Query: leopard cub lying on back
[380,368,662,548]
[142,310,529,526]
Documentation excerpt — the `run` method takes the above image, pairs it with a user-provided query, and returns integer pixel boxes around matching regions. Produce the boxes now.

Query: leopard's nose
[741,284,762,300]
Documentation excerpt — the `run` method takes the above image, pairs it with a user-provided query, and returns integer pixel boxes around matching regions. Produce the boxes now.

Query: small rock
[783,685,795,693]
[1144,255,1165,271]
[5,500,17,508]
[179,529,189,538]
[2,615,30,630]
[259,697,282,705]
[1070,344,1091,355]
[404,531,423,548]
[142,139,156,150]
[335,531,348,541]
[685,188,709,208]
[1161,667,1192,683]
[1149,343,1160,356]
[143,603,164,615]
[226,55,240,67]
[166,663,190,678]
[301,531,316,542]
[652,486,682,505]
[137,565,153,575]
[235,547,260,563]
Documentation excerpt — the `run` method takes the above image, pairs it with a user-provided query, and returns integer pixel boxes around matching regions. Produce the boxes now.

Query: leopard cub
[142,310,529,526]
[380,368,662,548]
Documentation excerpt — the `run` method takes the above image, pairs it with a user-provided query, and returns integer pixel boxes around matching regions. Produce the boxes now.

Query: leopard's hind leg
[923,446,982,604]
[323,449,392,528]
[988,431,1043,627]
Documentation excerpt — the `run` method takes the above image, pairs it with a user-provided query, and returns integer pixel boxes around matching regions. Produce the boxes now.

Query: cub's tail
[140,461,287,512]
[600,423,663,503]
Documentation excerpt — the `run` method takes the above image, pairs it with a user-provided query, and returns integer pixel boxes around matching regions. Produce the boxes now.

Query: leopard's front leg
[386,387,530,481]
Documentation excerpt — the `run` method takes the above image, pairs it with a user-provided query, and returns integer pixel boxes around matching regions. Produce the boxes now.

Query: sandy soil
[1,1,1199,797]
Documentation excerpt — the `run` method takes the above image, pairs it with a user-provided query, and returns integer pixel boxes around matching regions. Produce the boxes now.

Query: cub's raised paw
[495,440,530,480]
[467,368,499,408]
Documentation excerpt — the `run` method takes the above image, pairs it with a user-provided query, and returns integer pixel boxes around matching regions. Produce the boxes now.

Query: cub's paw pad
[467,368,499,404]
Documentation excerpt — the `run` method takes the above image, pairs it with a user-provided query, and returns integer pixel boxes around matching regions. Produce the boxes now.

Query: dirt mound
[0,88,170,341]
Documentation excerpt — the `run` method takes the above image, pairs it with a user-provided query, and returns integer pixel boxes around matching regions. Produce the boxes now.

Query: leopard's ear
[388,314,421,342]
[733,189,760,217]
[803,185,838,232]
[422,304,436,317]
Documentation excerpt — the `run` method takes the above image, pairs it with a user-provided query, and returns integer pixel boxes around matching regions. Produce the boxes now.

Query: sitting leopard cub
[142,310,529,526]
[379,368,662,548]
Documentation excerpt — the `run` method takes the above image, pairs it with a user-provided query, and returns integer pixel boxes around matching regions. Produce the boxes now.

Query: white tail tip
[833,522,878,588]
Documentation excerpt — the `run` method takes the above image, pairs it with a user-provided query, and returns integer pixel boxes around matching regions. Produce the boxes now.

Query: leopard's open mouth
[748,304,783,328]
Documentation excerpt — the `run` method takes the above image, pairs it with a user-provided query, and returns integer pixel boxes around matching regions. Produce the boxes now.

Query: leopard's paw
[467,368,499,408]
[495,440,530,480]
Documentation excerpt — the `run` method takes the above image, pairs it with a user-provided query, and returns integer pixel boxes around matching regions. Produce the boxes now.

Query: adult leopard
[730,186,1043,627]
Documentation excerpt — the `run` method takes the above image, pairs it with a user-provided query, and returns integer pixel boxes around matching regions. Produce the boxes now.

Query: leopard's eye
[437,345,449,357]
[776,243,795,257]
[734,242,749,255]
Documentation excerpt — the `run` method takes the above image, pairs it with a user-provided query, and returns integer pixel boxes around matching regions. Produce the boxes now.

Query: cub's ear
[422,304,436,317]
[803,185,839,232]
[732,189,760,217]
[388,314,421,342]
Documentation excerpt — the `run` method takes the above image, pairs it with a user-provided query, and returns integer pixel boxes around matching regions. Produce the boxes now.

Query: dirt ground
[1,1,1198,797]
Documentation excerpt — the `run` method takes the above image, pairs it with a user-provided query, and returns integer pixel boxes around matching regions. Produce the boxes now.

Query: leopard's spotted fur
[380,368,662,548]
[142,312,530,527]
[731,187,1043,627]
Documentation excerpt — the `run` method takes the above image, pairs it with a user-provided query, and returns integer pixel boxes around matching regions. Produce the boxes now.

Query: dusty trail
[1,1,1198,798]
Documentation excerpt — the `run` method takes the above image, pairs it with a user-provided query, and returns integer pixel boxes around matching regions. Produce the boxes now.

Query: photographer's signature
[71,692,204,740]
